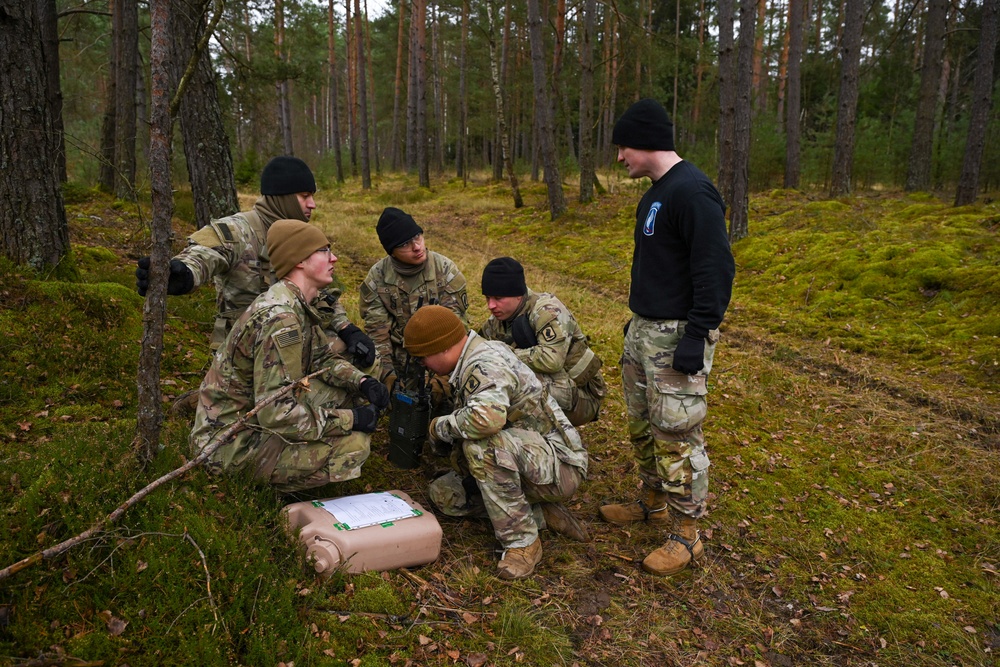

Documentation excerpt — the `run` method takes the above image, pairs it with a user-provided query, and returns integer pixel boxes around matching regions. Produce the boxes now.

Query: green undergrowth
[1,180,997,666]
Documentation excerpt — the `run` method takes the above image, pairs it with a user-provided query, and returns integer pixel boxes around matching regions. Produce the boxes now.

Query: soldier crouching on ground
[190,219,390,493]
[403,305,589,580]
[136,156,376,414]
[359,207,468,406]
[478,257,606,427]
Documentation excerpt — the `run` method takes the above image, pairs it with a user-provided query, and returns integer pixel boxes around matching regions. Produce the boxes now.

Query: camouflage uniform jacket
[359,251,469,378]
[479,289,603,390]
[175,199,349,347]
[189,279,367,473]
[432,332,587,475]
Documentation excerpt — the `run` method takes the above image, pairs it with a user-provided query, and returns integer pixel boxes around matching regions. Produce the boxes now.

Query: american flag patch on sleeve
[273,328,301,348]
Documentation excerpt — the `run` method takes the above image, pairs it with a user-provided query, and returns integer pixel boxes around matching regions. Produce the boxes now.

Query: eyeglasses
[395,234,424,251]
[313,247,333,255]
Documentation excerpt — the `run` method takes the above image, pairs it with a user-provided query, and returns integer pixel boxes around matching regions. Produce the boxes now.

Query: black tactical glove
[351,405,380,433]
[359,375,390,410]
[136,257,195,297]
[338,323,376,368]
[672,332,706,375]
[511,314,537,348]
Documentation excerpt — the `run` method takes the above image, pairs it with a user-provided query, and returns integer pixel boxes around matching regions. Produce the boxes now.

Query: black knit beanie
[260,156,317,195]
[376,207,424,254]
[481,257,526,297]
[612,99,675,151]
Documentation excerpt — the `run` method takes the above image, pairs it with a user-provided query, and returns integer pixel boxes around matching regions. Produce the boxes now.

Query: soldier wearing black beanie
[600,98,735,580]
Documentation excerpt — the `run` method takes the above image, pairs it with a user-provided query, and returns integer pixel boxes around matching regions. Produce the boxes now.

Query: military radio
[387,355,431,469]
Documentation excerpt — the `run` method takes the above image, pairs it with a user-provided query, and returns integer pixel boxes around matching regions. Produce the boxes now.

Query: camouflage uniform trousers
[247,379,371,493]
[622,315,718,519]
[428,427,585,549]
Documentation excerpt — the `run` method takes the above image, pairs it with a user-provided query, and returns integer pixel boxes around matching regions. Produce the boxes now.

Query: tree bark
[578,0,597,203]
[729,0,756,241]
[829,0,866,196]
[0,0,69,271]
[113,0,138,200]
[328,0,345,182]
[955,0,999,206]
[275,0,294,155]
[137,0,175,463]
[527,0,566,219]
[99,0,118,192]
[38,0,66,184]
[391,0,406,171]
[906,0,948,192]
[717,0,736,206]
[784,0,805,188]
[355,0,372,188]
[172,0,237,228]
[414,0,430,188]
[487,0,523,208]
[457,0,469,180]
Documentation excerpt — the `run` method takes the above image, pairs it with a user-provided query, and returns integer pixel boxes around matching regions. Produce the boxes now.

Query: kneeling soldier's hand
[360,376,390,409]
[511,314,537,348]
[351,405,380,433]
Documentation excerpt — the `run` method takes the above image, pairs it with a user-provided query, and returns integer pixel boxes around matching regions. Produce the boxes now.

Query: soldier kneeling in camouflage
[478,257,606,427]
[403,305,589,580]
[190,220,389,493]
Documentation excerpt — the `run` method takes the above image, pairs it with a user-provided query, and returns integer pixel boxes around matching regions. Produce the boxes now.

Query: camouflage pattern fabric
[428,332,587,548]
[359,251,468,382]
[621,315,719,518]
[175,197,350,349]
[190,279,371,492]
[480,289,606,426]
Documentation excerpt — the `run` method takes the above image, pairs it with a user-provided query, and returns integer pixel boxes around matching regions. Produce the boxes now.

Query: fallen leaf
[465,653,488,667]
[107,616,128,636]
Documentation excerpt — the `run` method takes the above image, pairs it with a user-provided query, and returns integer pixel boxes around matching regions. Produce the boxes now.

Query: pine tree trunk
[784,0,805,188]
[717,0,736,205]
[37,0,66,183]
[113,0,138,200]
[906,0,948,192]
[830,0,865,196]
[328,0,345,182]
[456,0,468,180]
[487,0,522,207]
[99,0,118,192]
[729,0,756,241]
[137,0,175,462]
[955,0,999,206]
[275,0,294,155]
[391,0,406,171]
[355,0,371,188]
[578,0,597,203]
[172,0,237,228]
[0,0,68,270]
[527,0,565,219]
[415,0,429,187]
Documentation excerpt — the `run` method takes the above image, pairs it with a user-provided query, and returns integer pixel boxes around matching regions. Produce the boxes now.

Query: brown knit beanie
[403,305,466,357]
[267,219,330,279]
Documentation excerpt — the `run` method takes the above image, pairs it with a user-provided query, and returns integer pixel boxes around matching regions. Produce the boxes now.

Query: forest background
[0,0,999,665]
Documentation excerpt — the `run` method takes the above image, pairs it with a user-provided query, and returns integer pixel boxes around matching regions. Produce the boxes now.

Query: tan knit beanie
[267,219,330,279]
[404,305,466,357]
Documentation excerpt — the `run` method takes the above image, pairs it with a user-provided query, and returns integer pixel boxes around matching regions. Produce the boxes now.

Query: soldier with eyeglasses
[360,207,469,399]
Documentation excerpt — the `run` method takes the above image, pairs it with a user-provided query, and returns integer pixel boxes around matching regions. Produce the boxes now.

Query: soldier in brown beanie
[403,305,589,580]
[190,219,389,493]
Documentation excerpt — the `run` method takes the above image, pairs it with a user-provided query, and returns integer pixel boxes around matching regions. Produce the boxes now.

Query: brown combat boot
[641,512,704,577]
[496,538,543,580]
[599,489,672,526]
[540,502,590,542]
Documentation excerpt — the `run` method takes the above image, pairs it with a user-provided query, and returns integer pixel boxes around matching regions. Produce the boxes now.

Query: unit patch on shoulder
[461,374,481,396]
[273,328,301,348]
[540,323,558,343]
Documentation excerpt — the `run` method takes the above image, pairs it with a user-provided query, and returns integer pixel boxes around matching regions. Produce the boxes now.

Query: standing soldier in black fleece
[599,98,735,577]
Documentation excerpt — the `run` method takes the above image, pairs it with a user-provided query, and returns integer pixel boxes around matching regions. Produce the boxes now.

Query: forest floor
[0,174,998,667]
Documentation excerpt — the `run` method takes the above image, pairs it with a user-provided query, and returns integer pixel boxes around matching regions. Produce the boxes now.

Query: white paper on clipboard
[313,492,421,530]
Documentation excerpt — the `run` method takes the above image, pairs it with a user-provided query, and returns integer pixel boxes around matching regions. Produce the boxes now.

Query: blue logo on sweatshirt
[643,202,662,236]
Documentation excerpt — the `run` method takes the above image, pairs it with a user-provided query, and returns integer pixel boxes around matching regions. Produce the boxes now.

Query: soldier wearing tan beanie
[403,305,589,581]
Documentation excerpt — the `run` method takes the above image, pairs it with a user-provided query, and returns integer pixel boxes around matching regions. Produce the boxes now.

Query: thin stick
[184,529,223,633]
[0,370,325,581]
